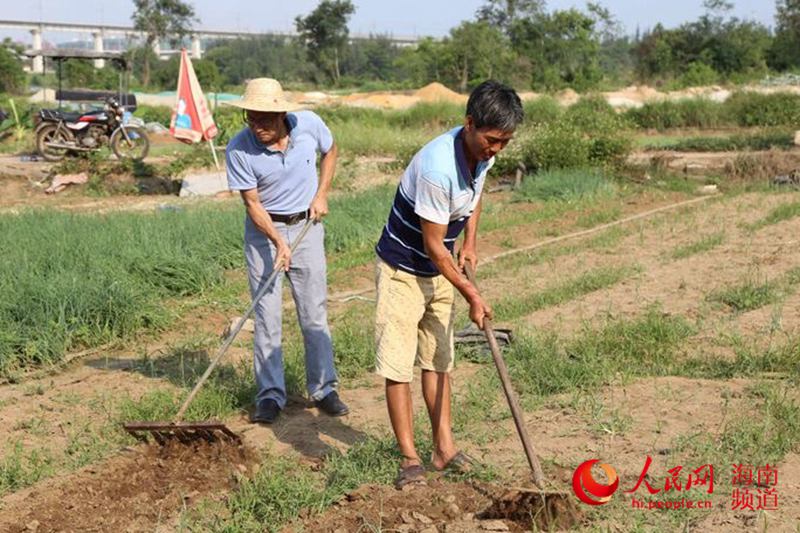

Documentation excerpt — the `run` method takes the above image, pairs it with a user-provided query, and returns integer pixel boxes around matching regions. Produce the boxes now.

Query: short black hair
[466,80,524,132]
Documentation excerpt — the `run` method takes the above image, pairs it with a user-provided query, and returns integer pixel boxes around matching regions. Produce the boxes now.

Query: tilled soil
[0,441,257,533]
[286,478,581,533]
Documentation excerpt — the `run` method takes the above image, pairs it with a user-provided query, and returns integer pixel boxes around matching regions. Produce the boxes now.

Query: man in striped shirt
[374,80,524,489]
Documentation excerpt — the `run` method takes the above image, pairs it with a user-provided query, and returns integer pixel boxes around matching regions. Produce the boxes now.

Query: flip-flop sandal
[394,463,427,490]
[439,451,477,474]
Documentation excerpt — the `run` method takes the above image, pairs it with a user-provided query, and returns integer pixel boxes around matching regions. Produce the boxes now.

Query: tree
[131,0,197,87]
[444,21,519,92]
[204,37,312,87]
[342,35,402,83]
[0,39,25,94]
[510,8,602,90]
[770,0,800,70]
[295,0,355,85]
[476,0,545,35]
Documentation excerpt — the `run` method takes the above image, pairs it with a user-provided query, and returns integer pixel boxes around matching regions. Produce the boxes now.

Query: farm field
[0,94,799,532]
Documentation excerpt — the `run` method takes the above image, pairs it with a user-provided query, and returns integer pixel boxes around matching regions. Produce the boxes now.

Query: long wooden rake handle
[464,262,546,488]
[174,218,315,422]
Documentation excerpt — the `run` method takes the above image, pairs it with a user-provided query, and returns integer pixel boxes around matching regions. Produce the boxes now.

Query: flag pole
[208,138,220,170]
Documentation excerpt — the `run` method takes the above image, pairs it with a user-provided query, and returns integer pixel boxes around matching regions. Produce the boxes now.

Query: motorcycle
[35,97,149,162]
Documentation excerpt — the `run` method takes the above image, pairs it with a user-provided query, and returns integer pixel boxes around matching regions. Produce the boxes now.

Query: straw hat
[225,78,302,113]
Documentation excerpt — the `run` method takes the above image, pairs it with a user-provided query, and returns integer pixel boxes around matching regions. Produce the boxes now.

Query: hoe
[464,263,580,528]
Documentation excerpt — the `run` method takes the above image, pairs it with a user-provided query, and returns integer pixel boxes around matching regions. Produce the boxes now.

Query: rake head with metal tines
[123,421,241,445]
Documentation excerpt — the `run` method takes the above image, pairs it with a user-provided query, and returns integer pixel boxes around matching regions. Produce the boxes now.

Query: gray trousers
[244,217,338,408]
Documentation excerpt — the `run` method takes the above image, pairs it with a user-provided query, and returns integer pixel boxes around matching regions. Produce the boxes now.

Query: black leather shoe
[315,391,349,417]
[251,399,281,424]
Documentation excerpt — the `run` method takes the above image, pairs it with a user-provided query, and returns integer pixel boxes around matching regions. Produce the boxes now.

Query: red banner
[169,49,218,143]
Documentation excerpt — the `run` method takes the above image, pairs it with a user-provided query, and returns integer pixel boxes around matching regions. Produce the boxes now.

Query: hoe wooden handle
[464,261,546,488]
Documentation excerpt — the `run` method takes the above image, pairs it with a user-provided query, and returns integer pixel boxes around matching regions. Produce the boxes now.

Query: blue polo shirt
[376,127,492,276]
[225,110,333,214]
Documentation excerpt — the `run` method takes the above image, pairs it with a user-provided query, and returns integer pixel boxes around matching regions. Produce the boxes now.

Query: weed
[494,265,635,321]
[669,232,725,260]
[746,201,800,231]
[0,441,54,496]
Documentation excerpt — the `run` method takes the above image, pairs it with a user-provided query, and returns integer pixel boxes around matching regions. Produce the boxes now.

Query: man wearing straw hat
[225,78,348,424]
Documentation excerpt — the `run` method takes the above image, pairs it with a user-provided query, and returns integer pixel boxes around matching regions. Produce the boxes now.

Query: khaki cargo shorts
[374,259,455,382]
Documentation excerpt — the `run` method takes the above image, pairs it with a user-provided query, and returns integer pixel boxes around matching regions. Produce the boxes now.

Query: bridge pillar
[191,35,202,59]
[30,27,43,73]
[92,32,105,69]
[152,38,161,57]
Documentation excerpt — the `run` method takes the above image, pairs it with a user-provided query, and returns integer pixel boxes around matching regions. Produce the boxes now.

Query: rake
[123,219,314,445]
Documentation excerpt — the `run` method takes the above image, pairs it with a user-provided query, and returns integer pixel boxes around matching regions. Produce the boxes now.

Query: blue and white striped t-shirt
[376,127,493,277]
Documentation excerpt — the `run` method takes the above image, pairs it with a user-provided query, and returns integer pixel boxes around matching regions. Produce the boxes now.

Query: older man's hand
[309,194,329,221]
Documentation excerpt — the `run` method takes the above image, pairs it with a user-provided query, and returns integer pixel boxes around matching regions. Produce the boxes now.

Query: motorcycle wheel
[36,124,74,162]
[110,126,150,161]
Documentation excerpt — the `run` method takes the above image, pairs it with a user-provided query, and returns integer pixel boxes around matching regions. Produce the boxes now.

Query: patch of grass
[671,383,800,481]
[709,278,780,312]
[708,268,800,312]
[641,130,794,152]
[746,201,800,231]
[668,232,725,260]
[188,436,399,532]
[683,334,800,380]
[0,206,244,374]
[504,308,695,399]
[0,182,399,374]
[330,304,376,380]
[515,168,617,203]
[0,441,54,496]
[325,184,395,273]
[494,265,636,321]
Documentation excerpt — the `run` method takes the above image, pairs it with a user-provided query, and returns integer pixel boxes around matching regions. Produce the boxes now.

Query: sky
[0,0,777,45]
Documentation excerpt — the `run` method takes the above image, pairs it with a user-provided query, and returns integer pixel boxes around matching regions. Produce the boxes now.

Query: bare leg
[421,370,458,470]
[386,379,420,467]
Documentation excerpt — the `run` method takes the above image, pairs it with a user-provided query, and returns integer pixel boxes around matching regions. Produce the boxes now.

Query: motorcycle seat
[39,109,83,122]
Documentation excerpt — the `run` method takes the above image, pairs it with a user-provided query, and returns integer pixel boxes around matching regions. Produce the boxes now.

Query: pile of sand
[414,82,468,104]
[338,91,418,109]
[555,88,580,106]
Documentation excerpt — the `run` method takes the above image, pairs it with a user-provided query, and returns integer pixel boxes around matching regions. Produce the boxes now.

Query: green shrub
[523,96,562,126]
[678,62,719,88]
[515,167,616,203]
[643,129,794,152]
[133,105,172,126]
[676,98,728,129]
[530,121,590,170]
[624,101,686,130]
[725,91,800,127]
[214,105,245,145]
[492,127,535,175]
[564,95,619,132]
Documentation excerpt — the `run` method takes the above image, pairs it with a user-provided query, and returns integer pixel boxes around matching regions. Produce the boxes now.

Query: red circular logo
[572,459,619,505]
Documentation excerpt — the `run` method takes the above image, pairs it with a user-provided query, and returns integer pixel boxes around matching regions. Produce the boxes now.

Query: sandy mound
[555,88,580,106]
[344,93,420,110]
[414,82,468,104]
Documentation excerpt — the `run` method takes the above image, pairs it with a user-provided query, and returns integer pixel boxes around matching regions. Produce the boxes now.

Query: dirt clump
[0,440,257,533]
